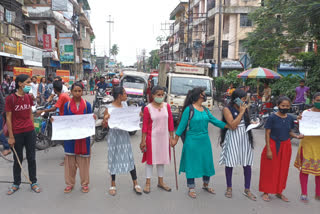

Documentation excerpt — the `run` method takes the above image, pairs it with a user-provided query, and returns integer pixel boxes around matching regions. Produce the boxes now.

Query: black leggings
[111,166,137,181]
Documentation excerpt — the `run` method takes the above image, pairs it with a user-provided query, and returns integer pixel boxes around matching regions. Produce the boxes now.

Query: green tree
[110,44,119,60]
[148,49,160,69]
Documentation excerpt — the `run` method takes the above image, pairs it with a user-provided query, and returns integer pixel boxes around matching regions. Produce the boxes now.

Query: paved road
[0,94,318,213]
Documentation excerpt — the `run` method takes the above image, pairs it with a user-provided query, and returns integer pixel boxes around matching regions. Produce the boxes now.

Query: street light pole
[217,0,222,76]
[106,15,114,59]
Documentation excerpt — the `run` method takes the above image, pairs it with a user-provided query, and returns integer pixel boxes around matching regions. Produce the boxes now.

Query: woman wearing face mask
[294,92,320,202]
[259,96,303,202]
[219,89,256,200]
[103,86,142,196]
[171,88,228,198]
[5,74,40,195]
[140,86,174,194]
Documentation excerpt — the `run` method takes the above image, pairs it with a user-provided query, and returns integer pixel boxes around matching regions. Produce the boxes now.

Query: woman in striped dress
[219,89,256,200]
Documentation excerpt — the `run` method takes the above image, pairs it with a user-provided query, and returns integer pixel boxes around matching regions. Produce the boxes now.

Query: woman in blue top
[171,88,228,198]
[62,82,94,194]
[259,96,303,202]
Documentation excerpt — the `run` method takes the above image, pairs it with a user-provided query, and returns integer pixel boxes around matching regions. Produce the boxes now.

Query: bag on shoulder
[180,105,209,143]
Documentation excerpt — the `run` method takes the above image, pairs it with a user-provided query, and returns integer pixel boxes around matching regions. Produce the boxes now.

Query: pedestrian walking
[294,92,320,202]
[262,82,272,109]
[219,89,256,200]
[294,80,310,110]
[1,74,10,96]
[30,76,39,100]
[37,77,46,105]
[259,96,303,202]
[103,86,142,196]
[89,77,95,95]
[61,82,93,193]
[171,88,228,198]
[5,74,40,195]
[140,86,174,194]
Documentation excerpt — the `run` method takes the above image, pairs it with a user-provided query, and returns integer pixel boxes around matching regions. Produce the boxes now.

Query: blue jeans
[187,176,210,188]
[0,116,9,150]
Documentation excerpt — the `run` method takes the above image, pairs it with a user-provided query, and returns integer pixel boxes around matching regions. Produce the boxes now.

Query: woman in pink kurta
[140,86,174,194]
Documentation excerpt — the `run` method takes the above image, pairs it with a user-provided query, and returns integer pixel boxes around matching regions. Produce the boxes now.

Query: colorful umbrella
[237,67,282,79]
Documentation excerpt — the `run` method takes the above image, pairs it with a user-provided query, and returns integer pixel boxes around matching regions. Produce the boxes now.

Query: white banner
[108,107,141,132]
[51,114,95,140]
[299,111,320,136]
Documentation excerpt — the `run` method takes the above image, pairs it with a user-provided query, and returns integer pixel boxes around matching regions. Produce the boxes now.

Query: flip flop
[133,185,142,195]
[109,186,116,196]
[243,190,257,201]
[188,188,196,199]
[81,186,89,193]
[225,188,232,198]
[64,186,73,193]
[157,184,172,192]
[202,186,216,194]
[262,193,271,202]
[31,183,41,193]
[276,194,290,202]
[7,185,19,195]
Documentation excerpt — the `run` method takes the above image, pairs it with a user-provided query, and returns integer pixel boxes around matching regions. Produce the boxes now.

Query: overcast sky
[88,0,182,66]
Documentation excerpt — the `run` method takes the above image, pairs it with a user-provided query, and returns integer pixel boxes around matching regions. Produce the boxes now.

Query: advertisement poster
[13,67,32,80]
[31,67,46,83]
[43,34,52,51]
[56,70,70,83]
[59,33,74,64]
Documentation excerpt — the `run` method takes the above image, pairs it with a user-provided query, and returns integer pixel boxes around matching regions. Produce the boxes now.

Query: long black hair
[151,85,165,95]
[71,82,84,91]
[15,74,30,92]
[179,87,204,122]
[113,86,124,100]
[220,88,254,148]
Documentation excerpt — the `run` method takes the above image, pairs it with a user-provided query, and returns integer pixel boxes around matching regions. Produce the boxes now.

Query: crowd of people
[0,74,319,204]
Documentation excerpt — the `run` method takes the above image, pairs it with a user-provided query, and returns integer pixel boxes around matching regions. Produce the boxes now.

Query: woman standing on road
[140,86,174,194]
[219,89,256,200]
[89,77,95,95]
[171,88,228,198]
[5,74,40,195]
[294,92,320,202]
[62,82,93,193]
[259,96,303,202]
[103,86,142,196]
[37,77,46,105]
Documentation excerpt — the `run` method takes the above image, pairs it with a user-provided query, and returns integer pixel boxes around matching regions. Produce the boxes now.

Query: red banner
[43,34,52,51]
[13,67,32,80]
[56,70,70,83]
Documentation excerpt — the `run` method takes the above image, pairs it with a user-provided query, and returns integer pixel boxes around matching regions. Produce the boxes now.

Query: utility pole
[187,0,191,61]
[217,0,222,77]
[106,15,114,59]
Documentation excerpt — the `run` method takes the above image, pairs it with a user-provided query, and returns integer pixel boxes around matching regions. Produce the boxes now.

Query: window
[0,5,4,21]
[171,77,212,96]
[308,42,313,52]
[25,24,31,35]
[223,15,230,34]
[238,40,247,58]
[222,41,229,58]
[240,14,252,27]
[5,9,16,23]
[208,0,216,10]
[261,0,265,6]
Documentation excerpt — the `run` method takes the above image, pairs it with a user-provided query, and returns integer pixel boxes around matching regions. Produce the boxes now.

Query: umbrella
[237,67,282,79]
[237,67,282,95]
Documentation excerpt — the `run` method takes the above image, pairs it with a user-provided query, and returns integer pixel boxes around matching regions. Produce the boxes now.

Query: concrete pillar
[228,14,237,59]
[47,25,56,49]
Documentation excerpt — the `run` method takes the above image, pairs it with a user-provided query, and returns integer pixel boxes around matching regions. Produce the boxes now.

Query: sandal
[262,193,271,202]
[7,185,19,195]
[81,186,89,193]
[109,186,116,196]
[158,184,172,192]
[243,189,257,201]
[300,195,309,203]
[276,193,290,202]
[64,186,73,193]
[202,186,216,194]
[143,184,151,194]
[225,188,232,198]
[31,183,41,193]
[133,185,142,195]
[188,188,196,199]
[1,149,11,156]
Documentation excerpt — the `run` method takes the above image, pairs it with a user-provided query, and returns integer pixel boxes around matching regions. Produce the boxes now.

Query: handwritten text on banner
[299,111,320,136]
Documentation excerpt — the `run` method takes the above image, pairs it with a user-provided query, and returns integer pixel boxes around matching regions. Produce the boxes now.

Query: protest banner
[108,106,141,131]
[51,114,95,140]
[30,67,45,83]
[299,110,320,136]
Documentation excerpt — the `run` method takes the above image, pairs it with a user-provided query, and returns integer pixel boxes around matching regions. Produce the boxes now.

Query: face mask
[154,97,164,104]
[23,85,31,93]
[278,108,289,114]
[201,94,207,102]
[314,102,320,109]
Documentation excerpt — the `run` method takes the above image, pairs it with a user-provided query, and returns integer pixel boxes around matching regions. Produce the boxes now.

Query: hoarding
[43,34,52,51]
[59,33,74,64]
[175,66,205,75]
[13,67,32,80]
[56,70,70,83]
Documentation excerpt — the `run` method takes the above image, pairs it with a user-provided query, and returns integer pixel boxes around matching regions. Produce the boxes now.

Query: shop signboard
[69,76,75,85]
[22,43,43,67]
[13,67,32,80]
[56,69,70,83]
[59,33,74,64]
[43,34,52,51]
[0,37,18,55]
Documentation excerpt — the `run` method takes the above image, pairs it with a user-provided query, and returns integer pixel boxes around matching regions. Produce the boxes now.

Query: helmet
[112,78,120,86]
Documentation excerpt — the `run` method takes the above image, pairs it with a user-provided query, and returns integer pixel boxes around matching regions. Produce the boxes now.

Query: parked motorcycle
[94,90,114,142]
[93,88,112,112]
[33,102,62,150]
